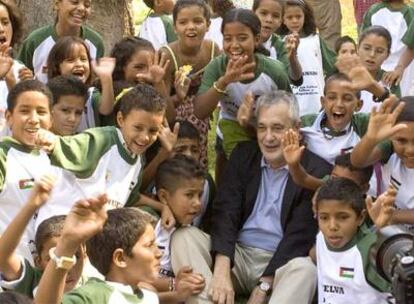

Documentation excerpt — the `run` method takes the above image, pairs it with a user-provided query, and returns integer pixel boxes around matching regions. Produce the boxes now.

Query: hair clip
[115,87,134,104]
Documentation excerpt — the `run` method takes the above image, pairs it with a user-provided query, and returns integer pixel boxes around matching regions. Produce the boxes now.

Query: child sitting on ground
[153,155,206,302]
[139,0,177,50]
[34,196,161,304]
[312,177,395,303]
[0,176,86,298]
[47,75,89,136]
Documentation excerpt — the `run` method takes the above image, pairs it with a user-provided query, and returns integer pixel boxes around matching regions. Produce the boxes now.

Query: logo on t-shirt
[18,178,35,190]
[339,267,354,279]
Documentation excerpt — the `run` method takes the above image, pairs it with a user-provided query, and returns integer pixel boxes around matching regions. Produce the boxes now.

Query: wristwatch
[373,86,390,103]
[49,247,77,270]
[257,279,272,295]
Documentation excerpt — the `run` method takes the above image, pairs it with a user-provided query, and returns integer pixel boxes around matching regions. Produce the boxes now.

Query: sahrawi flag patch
[339,267,354,279]
[19,178,35,190]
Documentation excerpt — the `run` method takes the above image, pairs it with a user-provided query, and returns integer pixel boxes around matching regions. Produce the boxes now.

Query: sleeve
[0,147,7,192]
[319,37,337,77]
[360,7,374,33]
[197,56,225,95]
[378,140,393,164]
[300,114,318,128]
[50,128,114,179]
[262,56,292,93]
[402,21,414,49]
[17,37,35,71]
[163,16,177,44]
[274,37,289,70]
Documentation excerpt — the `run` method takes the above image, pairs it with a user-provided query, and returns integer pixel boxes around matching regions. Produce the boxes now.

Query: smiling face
[254,0,283,42]
[162,177,204,225]
[117,109,164,155]
[358,33,389,74]
[321,79,362,131]
[51,95,85,136]
[59,43,91,84]
[174,5,209,49]
[223,21,259,62]
[6,91,52,147]
[283,5,304,34]
[257,102,295,168]
[123,49,154,84]
[55,0,91,29]
[0,4,13,48]
[391,121,414,168]
[318,199,364,249]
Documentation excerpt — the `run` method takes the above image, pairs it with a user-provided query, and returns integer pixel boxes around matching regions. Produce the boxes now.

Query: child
[35,84,167,228]
[252,0,303,83]
[153,155,206,302]
[195,8,291,158]
[47,75,88,136]
[0,176,86,297]
[351,96,414,227]
[314,178,393,303]
[139,0,177,50]
[46,36,115,131]
[356,26,400,113]
[362,0,414,96]
[161,0,220,169]
[335,35,357,56]
[0,80,73,263]
[0,0,33,114]
[18,0,104,83]
[277,0,336,115]
[34,197,161,304]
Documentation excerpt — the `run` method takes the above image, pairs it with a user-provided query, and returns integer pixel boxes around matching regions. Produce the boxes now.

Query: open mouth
[0,36,7,44]
[332,112,345,120]
[72,70,85,78]
[25,128,39,134]
[186,33,197,38]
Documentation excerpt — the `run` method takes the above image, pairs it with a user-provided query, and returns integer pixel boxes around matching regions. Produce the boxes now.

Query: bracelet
[168,277,176,291]
[213,81,227,95]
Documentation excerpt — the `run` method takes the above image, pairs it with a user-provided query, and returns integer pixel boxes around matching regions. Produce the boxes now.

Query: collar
[116,128,137,160]
[51,24,85,41]
[319,111,352,140]
[261,157,289,171]
[2,137,41,155]
[105,280,138,297]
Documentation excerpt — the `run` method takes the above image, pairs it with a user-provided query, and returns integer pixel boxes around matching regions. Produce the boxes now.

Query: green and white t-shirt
[18,25,104,83]
[289,34,336,116]
[78,87,102,132]
[138,13,177,50]
[62,278,158,304]
[36,127,144,228]
[0,138,74,263]
[362,3,414,95]
[316,228,391,304]
[263,34,289,69]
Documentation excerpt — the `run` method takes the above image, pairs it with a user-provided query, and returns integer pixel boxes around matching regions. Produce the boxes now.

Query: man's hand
[209,255,234,304]
[282,129,305,167]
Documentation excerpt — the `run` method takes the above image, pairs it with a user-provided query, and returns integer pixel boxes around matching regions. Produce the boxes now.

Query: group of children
[0,0,412,303]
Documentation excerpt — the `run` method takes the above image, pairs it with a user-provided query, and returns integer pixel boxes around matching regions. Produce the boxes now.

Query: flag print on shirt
[339,267,354,279]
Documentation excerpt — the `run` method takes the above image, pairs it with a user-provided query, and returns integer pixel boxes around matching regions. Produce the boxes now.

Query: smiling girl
[18,0,104,83]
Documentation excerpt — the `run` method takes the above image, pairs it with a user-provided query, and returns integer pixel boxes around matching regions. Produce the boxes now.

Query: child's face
[123,224,161,284]
[331,166,369,194]
[391,121,414,168]
[223,21,259,63]
[172,137,201,161]
[283,5,304,33]
[123,49,154,84]
[59,43,90,84]
[52,95,84,136]
[255,0,283,42]
[317,200,365,249]
[358,34,389,73]
[163,177,204,225]
[117,109,164,155]
[321,79,362,131]
[36,236,85,292]
[0,4,13,48]
[174,5,209,49]
[6,91,52,147]
[338,42,356,56]
[55,0,91,28]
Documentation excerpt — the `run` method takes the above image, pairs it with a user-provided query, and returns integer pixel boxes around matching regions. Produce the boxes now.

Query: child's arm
[92,57,116,116]
[0,175,55,281]
[236,91,257,137]
[135,194,165,213]
[284,32,303,84]
[194,55,255,119]
[308,245,316,264]
[34,195,108,304]
[282,129,323,191]
[0,44,15,91]
[366,186,396,229]
[383,46,414,87]
[351,96,407,168]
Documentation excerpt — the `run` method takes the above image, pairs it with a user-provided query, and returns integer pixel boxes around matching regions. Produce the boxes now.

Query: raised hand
[92,57,116,79]
[282,129,305,166]
[285,32,300,59]
[136,51,169,85]
[366,96,407,143]
[161,204,176,230]
[0,44,13,79]
[366,186,397,228]
[158,119,180,154]
[221,55,255,86]
[383,68,403,87]
[237,91,255,127]
[335,54,377,91]
[18,67,34,81]
[174,69,191,102]
[29,174,56,208]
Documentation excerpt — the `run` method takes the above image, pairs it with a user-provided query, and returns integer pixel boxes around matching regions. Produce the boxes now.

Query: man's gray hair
[254,90,300,124]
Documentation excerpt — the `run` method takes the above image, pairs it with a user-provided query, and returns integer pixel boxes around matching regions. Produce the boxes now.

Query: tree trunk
[15,0,134,53]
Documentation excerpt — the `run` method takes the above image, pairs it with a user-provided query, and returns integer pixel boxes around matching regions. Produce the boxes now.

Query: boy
[35,84,166,229]
[313,177,394,303]
[351,95,414,227]
[34,196,161,304]
[139,0,177,50]
[47,75,88,136]
[0,80,74,263]
[0,176,86,297]
[154,155,206,302]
